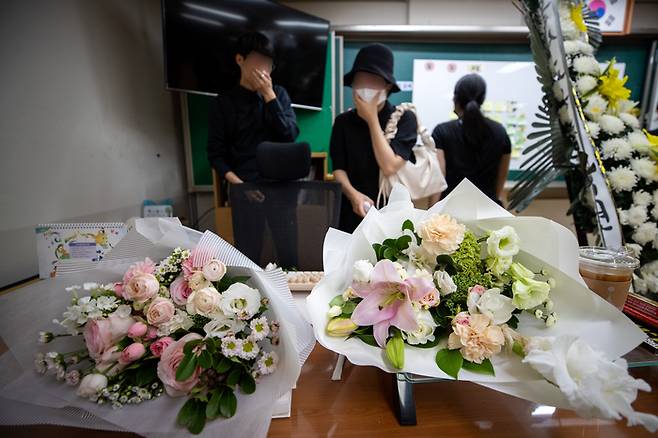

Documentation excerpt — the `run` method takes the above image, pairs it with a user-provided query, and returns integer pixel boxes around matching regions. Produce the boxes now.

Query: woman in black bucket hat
[330,43,417,233]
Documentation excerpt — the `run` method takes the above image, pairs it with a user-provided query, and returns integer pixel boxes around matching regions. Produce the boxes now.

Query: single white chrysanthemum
[631,157,658,182]
[633,222,658,245]
[587,121,601,139]
[626,205,648,228]
[607,166,637,192]
[599,114,626,134]
[627,130,652,155]
[619,113,640,129]
[572,56,601,76]
[633,191,653,207]
[600,138,633,161]
[584,93,608,121]
[576,75,598,94]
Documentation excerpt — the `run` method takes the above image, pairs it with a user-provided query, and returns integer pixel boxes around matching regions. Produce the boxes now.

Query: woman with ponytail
[431,73,511,206]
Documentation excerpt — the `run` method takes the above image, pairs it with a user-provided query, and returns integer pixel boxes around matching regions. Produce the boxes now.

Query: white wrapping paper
[0,218,315,437]
[307,180,646,407]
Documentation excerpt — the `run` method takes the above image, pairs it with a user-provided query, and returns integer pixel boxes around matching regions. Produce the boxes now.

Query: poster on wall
[585,0,634,34]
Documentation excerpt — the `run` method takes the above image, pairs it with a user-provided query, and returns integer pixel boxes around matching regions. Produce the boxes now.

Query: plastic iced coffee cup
[578,246,639,310]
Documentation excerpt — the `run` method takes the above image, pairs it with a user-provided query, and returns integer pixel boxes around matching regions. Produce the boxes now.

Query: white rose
[202,259,226,282]
[607,166,637,192]
[219,283,262,320]
[523,336,658,432]
[467,288,515,325]
[77,373,108,398]
[188,271,211,291]
[352,260,374,283]
[434,270,457,296]
[487,226,520,258]
[203,315,245,338]
[186,286,222,318]
[402,308,437,345]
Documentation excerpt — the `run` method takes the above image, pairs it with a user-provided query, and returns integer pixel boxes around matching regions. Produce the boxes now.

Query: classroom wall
[0,0,187,287]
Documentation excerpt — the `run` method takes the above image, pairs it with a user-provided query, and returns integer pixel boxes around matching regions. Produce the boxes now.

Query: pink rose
[123,273,159,303]
[182,247,213,279]
[128,322,148,338]
[113,282,124,298]
[146,297,175,326]
[119,343,146,365]
[145,326,158,340]
[469,285,487,295]
[150,337,174,357]
[122,258,156,284]
[83,310,135,362]
[170,276,192,306]
[157,333,203,397]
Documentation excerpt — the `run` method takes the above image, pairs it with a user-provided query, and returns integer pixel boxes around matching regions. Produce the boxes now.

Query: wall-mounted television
[162,0,329,110]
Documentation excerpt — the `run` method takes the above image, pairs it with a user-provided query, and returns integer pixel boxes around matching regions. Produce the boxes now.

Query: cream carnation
[418,214,466,256]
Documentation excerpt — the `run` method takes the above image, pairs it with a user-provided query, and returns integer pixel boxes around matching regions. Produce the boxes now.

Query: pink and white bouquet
[35,247,280,434]
[308,181,658,431]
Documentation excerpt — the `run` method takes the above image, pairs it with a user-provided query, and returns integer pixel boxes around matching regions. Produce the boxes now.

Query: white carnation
[599,114,626,134]
[627,131,652,154]
[576,75,598,94]
[584,93,608,121]
[633,190,653,207]
[619,113,640,129]
[632,222,658,245]
[573,56,601,76]
[587,121,600,139]
[631,157,658,182]
[600,138,633,161]
[607,166,637,192]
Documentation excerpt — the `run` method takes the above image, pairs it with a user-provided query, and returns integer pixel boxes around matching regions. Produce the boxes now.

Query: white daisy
[584,93,608,121]
[627,130,652,154]
[249,316,270,341]
[607,166,637,192]
[632,222,658,245]
[220,335,243,358]
[256,351,279,375]
[239,338,260,360]
[576,75,598,94]
[573,56,601,76]
[631,157,658,182]
[599,114,626,135]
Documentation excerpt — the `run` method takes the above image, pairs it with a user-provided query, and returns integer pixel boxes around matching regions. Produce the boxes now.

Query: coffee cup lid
[579,246,640,270]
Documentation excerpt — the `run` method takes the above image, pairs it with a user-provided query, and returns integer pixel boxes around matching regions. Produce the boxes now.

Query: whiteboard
[411,59,625,175]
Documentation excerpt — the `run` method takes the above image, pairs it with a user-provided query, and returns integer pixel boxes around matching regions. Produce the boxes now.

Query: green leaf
[198,350,213,369]
[183,339,203,355]
[214,356,232,374]
[216,275,251,293]
[341,300,356,315]
[402,219,415,233]
[239,373,256,394]
[395,235,412,251]
[462,358,495,376]
[385,332,405,370]
[135,365,157,386]
[206,388,223,420]
[205,338,217,354]
[177,398,197,427]
[329,294,345,307]
[372,243,383,260]
[188,401,207,434]
[382,238,397,247]
[176,354,197,382]
[219,389,238,418]
[226,367,242,386]
[383,247,397,261]
[507,315,519,329]
[435,349,463,379]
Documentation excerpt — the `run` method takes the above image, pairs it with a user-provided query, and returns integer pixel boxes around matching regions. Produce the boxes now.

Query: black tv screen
[162,0,329,109]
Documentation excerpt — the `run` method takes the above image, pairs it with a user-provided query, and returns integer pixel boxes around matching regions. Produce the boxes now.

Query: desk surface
[3,343,657,437]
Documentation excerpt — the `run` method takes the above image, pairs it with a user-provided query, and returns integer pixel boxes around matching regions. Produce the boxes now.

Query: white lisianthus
[487,256,513,278]
[434,270,457,296]
[600,138,632,161]
[573,56,601,76]
[631,158,658,182]
[559,105,573,125]
[584,92,607,121]
[633,190,653,206]
[219,283,262,320]
[77,374,108,398]
[487,226,520,259]
[607,166,637,192]
[203,314,246,338]
[627,130,652,154]
[599,114,626,135]
[402,308,437,345]
[624,205,648,228]
[352,260,374,283]
[512,277,551,310]
[632,222,658,246]
[586,121,600,139]
[619,112,640,129]
[467,288,515,325]
[576,75,598,94]
[522,336,658,432]
[509,262,535,281]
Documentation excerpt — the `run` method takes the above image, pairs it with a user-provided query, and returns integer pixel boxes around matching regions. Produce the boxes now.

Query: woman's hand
[348,190,375,218]
[354,91,381,125]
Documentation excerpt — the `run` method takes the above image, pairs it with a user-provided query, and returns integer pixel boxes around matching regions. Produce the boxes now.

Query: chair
[228,142,341,270]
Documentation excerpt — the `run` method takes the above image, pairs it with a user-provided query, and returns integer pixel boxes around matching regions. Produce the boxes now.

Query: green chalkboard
[187,39,334,189]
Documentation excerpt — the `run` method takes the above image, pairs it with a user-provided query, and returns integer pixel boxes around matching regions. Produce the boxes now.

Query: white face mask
[355,88,386,104]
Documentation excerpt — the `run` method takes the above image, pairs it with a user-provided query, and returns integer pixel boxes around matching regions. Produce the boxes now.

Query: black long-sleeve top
[207,84,299,182]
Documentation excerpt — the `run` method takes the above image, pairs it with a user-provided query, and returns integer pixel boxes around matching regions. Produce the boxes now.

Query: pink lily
[351,260,438,348]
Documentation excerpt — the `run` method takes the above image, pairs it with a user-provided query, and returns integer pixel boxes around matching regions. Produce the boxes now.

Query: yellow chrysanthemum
[598,61,631,108]
[570,5,587,33]
[645,129,658,163]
